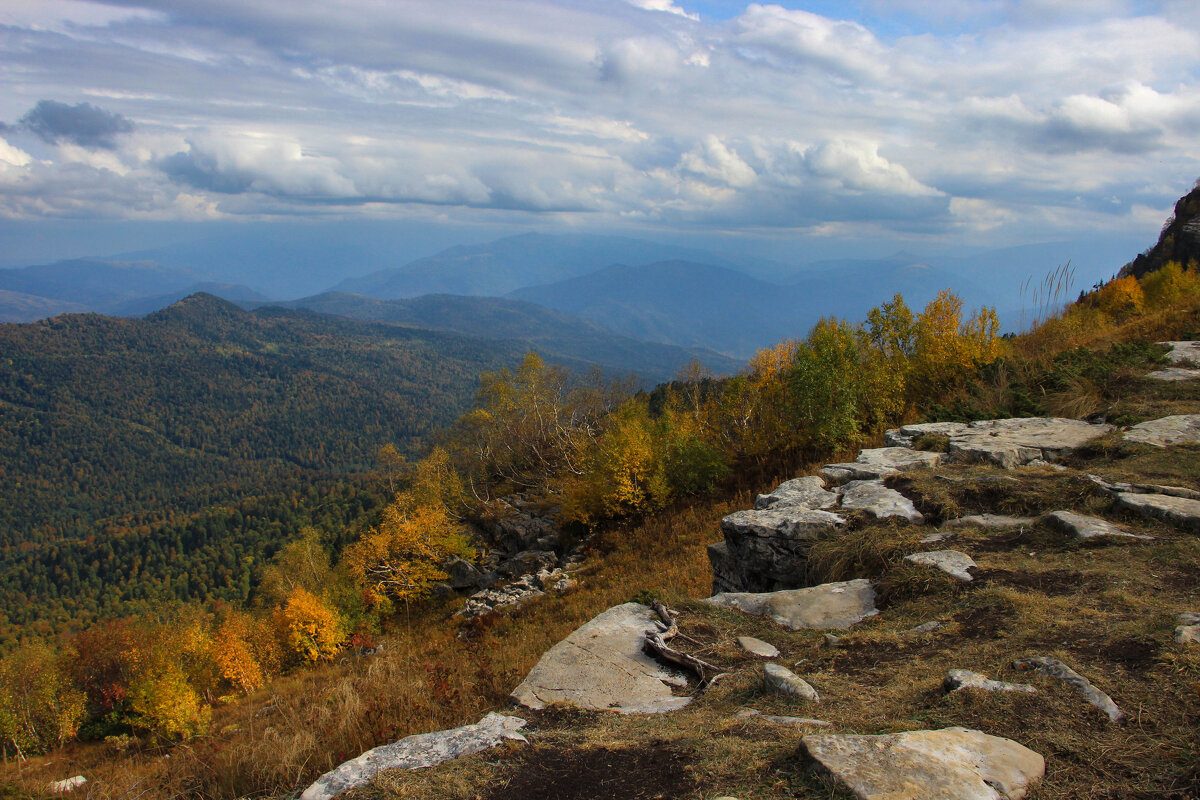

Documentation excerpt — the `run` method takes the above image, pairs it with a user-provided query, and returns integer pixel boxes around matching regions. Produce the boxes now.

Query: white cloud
[625,0,699,22]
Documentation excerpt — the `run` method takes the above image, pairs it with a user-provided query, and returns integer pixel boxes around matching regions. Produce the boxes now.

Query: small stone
[764,663,819,701]
[48,777,87,794]
[823,634,843,647]
[737,635,780,658]
[801,727,1045,800]
[943,514,1038,529]
[736,708,831,726]
[920,531,954,545]
[1115,492,1200,532]
[944,669,1036,694]
[912,621,944,633]
[904,550,977,582]
[1013,656,1124,723]
[1124,414,1200,447]
[1176,612,1200,644]
[705,579,879,630]
[1044,510,1153,541]
[838,479,924,523]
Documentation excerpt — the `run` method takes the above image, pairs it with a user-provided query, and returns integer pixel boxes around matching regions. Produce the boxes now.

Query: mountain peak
[146,292,248,324]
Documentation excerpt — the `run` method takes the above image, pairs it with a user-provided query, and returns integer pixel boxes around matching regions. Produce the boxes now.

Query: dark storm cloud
[19,100,135,150]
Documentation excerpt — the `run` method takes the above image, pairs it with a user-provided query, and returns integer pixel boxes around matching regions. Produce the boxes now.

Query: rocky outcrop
[1013,657,1124,723]
[1114,492,1200,532]
[510,603,691,714]
[839,479,924,523]
[800,727,1045,800]
[300,713,528,800]
[709,506,845,594]
[1044,510,1152,541]
[941,417,1111,468]
[755,476,838,510]
[821,447,945,484]
[904,550,977,582]
[1124,414,1200,447]
[704,579,879,630]
[456,567,574,619]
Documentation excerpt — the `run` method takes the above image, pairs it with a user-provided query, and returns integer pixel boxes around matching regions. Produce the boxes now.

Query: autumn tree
[275,587,347,663]
[1141,260,1200,307]
[0,644,86,756]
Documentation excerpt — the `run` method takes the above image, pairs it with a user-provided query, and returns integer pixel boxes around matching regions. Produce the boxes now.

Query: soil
[480,742,700,800]
[974,568,1090,596]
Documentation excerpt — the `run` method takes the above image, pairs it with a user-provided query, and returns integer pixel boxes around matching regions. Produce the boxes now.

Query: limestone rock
[1086,474,1200,500]
[444,556,490,590]
[943,514,1037,529]
[945,417,1111,468]
[944,669,1036,694]
[884,421,970,448]
[1176,612,1200,644]
[800,727,1045,800]
[763,663,819,701]
[737,635,780,658]
[300,713,527,800]
[736,707,831,726]
[705,579,879,630]
[821,447,945,485]
[1114,492,1200,532]
[1013,657,1124,723]
[456,566,573,619]
[510,603,690,714]
[755,476,839,511]
[712,507,845,593]
[48,777,87,794]
[904,550,977,582]
[1124,414,1200,447]
[838,479,924,523]
[1044,510,1153,541]
[1160,340,1200,366]
[1146,366,1200,381]
[912,620,944,633]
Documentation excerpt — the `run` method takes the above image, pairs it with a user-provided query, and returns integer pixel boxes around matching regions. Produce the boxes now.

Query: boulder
[904,550,977,582]
[712,507,845,593]
[495,549,558,579]
[763,663,819,701]
[1043,510,1153,541]
[705,579,879,630]
[884,421,970,448]
[737,635,780,658]
[510,603,690,714]
[300,713,527,800]
[1012,657,1124,723]
[1176,612,1200,645]
[1114,492,1200,532]
[945,417,1111,468]
[838,479,924,523]
[755,476,839,511]
[1124,414,1200,447]
[800,727,1045,800]
[944,669,1036,694]
[445,557,491,590]
[821,447,945,485]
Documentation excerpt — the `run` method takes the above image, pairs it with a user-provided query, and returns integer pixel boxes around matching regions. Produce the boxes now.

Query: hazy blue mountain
[0,289,88,323]
[268,292,744,380]
[510,259,986,358]
[108,283,271,317]
[333,233,751,299]
[0,258,200,310]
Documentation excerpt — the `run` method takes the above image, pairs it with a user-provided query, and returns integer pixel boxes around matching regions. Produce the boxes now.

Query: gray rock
[920,531,954,545]
[713,507,845,593]
[1176,612,1200,644]
[755,476,839,511]
[1160,340,1200,366]
[943,514,1038,529]
[1013,657,1124,722]
[801,727,1045,800]
[763,663,819,701]
[1086,474,1200,500]
[1114,492,1200,532]
[838,479,924,523]
[912,620,944,633]
[456,567,574,619]
[821,447,945,485]
[1044,510,1153,541]
[445,556,487,589]
[48,777,87,794]
[904,550,977,582]
[495,549,558,578]
[883,421,970,448]
[1146,366,1200,381]
[510,603,691,714]
[736,707,832,726]
[944,669,1036,694]
[1124,414,1200,447]
[300,713,527,800]
[705,579,879,630]
[737,635,780,658]
[946,417,1112,469]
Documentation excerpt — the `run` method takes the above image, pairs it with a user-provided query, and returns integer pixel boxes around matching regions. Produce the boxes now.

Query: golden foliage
[276,587,347,664]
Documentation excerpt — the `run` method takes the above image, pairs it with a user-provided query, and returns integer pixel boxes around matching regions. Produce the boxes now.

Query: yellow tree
[276,587,346,663]
[0,644,86,756]
[212,608,275,696]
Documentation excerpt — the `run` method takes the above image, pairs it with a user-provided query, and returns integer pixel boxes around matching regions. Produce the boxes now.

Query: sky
[0,0,1198,266]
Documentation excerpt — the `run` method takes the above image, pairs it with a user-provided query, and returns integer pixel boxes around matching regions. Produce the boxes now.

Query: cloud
[18,100,135,150]
[731,4,888,82]
[625,0,699,21]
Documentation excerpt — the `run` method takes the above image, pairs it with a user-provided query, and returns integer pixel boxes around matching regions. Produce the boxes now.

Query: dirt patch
[974,568,1088,596]
[953,602,1014,639]
[480,742,699,800]
[1097,636,1162,672]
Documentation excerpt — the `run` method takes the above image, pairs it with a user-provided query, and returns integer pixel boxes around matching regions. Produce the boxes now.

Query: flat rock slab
[705,579,879,630]
[1146,366,1200,381]
[301,713,528,800]
[721,507,845,541]
[737,635,780,658]
[839,479,924,523]
[822,447,945,484]
[713,507,846,594]
[1044,510,1153,541]
[943,514,1038,530]
[946,417,1112,468]
[756,476,839,511]
[1124,414,1200,447]
[1013,657,1124,723]
[1161,340,1200,366]
[945,669,1036,694]
[905,550,977,582]
[1087,474,1200,500]
[510,603,690,714]
[885,421,969,448]
[1115,492,1200,532]
[736,708,831,726]
[801,727,1045,800]
[764,663,819,701]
